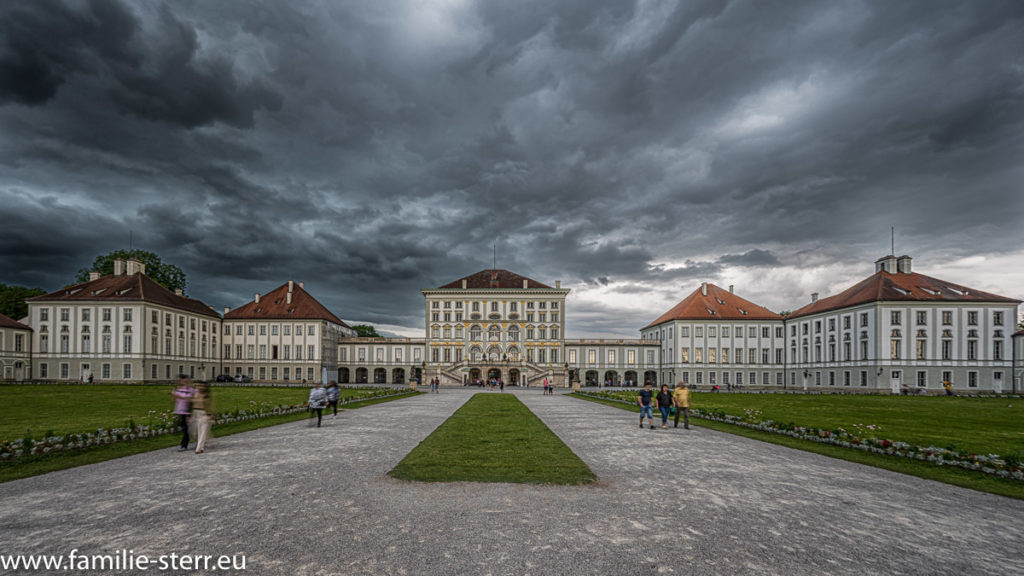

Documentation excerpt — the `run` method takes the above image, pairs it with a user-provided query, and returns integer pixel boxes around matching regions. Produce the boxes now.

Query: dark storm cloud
[2,0,1023,335]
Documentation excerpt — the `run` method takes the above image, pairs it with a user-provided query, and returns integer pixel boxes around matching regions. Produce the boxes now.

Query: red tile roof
[28,274,220,318]
[789,270,1021,319]
[224,282,347,326]
[644,283,782,329]
[438,269,553,290]
[0,312,30,330]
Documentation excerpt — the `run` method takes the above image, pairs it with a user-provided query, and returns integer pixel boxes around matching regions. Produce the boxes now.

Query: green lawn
[571,392,1024,500]
[389,393,596,485]
[0,385,370,441]
[591,390,1024,457]
[0,391,418,484]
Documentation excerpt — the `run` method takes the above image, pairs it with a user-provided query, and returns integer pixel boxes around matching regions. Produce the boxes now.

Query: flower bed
[0,389,414,462]
[574,390,1024,482]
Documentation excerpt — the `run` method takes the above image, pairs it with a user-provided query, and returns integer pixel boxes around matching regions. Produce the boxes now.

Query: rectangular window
[123,334,132,353]
[890,340,901,360]
[60,334,69,353]
[60,363,69,379]
[271,367,278,380]
[890,311,901,325]
[308,345,315,359]
[607,350,615,364]
[916,311,927,325]
[917,371,927,387]
[860,313,868,327]
[271,325,279,336]
[828,372,835,386]
[994,311,1003,326]
[260,325,267,336]
[647,350,654,364]
[236,344,242,359]
[123,364,132,379]
[309,325,316,336]
[695,327,703,338]
[967,340,977,361]
[627,350,635,364]
[295,346,303,360]
[709,348,716,363]
[860,371,867,386]
[941,340,952,360]
[588,350,596,364]
[61,308,69,322]
[680,348,689,363]
[695,348,704,363]
[942,311,952,325]
[284,367,290,380]
[967,311,978,325]
[844,371,850,386]
[569,350,577,364]
[102,363,111,379]
[968,372,978,387]
[259,345,267,359]
[696,372,703,384]
[916,340,926,360]
[41,309,49,321]
[296,326,303,336]
[994,340,1003,361]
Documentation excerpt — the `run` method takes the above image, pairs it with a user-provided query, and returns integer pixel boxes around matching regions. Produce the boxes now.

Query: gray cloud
[1,0,1022,335]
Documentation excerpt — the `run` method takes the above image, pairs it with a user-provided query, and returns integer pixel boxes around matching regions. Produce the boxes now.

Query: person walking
[499,378,504,392]
[673,380,691,429]
[191,382,212,454]
[656,384,672,429]
[172,375,196,452]
[325,381,340,418]
[308,382,327,428]
[638,382,655,429]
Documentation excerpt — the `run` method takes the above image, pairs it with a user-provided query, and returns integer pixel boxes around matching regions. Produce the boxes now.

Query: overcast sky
[2,0,1022,337]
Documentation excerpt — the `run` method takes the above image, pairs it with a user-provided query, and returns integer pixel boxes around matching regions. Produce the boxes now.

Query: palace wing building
[26,258,221,382]
[786,255,1020,393]
[222,280,355,384]
[0,312,32,381]
[641,282,786,389]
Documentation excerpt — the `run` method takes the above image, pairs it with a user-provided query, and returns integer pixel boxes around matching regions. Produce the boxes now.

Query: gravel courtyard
[1,390,1022,575]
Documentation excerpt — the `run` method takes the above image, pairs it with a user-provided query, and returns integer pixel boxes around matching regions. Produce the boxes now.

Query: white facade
[785,256,1018,393]
[0,316,32,381]
[27,265,221,383]
[641,320,786,389]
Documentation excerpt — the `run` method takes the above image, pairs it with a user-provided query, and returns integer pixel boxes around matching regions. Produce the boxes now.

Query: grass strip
[0,391,419,484]
[389,393,596,485]
[568,393,1024,500]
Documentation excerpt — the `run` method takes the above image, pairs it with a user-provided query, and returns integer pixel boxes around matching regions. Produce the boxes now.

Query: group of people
[306,381,341,428]
[636,381,692,430]
[542,377,554,395]
[171,375,214,453]
[427,377,441,393]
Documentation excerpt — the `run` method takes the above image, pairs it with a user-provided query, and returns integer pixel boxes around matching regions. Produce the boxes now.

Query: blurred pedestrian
[308,382,327,428]
[172,375,196,452]
[325,381,340,419]
[192,382,212,454]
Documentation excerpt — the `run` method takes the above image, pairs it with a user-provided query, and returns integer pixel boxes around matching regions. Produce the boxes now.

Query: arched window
[489,325,501,341]
[470,325,481,341]
[508,326,519,341]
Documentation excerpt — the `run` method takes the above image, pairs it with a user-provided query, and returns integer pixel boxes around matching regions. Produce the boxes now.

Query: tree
[75,249,187,294]
[0,284,45,321]
[352,324,381,337]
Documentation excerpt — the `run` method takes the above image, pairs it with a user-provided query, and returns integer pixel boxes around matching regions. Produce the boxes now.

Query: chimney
[523,279,528,289]
[254,293,260,303]
[897,255,913,274]
[701,282,707,296]
[299,282,304,289]
[875,255,898,274]
[462,279,467,289]
[288,280,294,293]
[223,307,230,315]
[556,280,561,289]
[729,284,734,294]
[89,271,101,281]
[174,288,183,296]
[286,292,292,305]
[811,292,819,303]
[113,259,126,276]
[126,258,146,276]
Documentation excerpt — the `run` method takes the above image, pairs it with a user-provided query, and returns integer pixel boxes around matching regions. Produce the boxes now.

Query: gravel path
[1,389,1022,575]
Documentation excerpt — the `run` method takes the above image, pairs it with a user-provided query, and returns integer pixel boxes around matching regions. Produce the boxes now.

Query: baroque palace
[3,255,1023,394]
